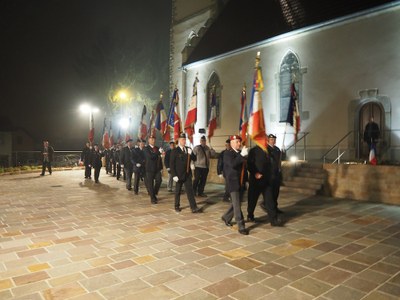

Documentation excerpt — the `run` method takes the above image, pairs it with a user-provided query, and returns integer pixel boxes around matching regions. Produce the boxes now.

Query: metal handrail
[284,132,310,161]
[322,131,354,164]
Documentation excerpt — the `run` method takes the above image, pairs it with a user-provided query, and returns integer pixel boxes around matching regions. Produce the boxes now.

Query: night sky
[0,0,171,149]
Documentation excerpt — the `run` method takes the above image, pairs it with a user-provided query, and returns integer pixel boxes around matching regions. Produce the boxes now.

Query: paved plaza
[0,169,400,299]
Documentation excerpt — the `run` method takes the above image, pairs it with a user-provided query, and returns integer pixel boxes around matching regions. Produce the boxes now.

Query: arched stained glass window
[207,72,221,128]
[279,51,301,122]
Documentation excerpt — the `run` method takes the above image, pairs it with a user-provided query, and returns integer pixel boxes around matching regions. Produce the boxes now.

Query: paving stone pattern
[0,170,399,299]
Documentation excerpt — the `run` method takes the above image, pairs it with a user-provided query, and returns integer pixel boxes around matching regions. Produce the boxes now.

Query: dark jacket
[223,149,246,193]
[120,146,134,169]
[164,149,172,169]
[91,150,104,169]
[132,147,146,173]
[170,146,196,182]
[43,145,54,162]
[247,146,272,187]
[81,146,91,166]
[143,145,163,173]
[268,144,282,181]
[217,149,227,176]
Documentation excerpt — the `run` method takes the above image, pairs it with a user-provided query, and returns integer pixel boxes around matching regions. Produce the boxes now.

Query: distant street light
[119,118,129,130]
[79,104,99,143]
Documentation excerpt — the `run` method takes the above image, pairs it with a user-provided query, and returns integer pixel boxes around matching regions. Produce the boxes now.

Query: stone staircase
[282,162,326,195]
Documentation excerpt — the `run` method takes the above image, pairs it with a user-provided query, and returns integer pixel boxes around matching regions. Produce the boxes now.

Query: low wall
[323,164,400,205]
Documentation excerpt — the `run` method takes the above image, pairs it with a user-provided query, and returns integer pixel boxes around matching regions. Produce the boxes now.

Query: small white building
[170,0,400,163]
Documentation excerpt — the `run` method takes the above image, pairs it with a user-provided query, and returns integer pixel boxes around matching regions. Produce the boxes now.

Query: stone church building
[170,0,400,164]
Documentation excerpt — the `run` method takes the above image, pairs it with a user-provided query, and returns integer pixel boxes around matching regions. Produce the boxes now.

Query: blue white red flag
[369,143,377,165]
[208,89,217,141]
[185,77,198,143]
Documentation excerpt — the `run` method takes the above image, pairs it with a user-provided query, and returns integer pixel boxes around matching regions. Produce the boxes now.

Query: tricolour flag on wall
[369,143,377,165]
[184,77,199,143]
[239,86,248,144]
[208,88,217,141]
[248,54,267,151]
[155,99,170,142]
[286,82,301,142]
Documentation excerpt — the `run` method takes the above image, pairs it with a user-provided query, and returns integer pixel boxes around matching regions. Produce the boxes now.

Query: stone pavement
[0,169,399,300]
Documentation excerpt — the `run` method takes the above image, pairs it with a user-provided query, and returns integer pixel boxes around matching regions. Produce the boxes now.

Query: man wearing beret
[221,135,249,235]
[267,134,284,214]
[120,139,135,190]
[247,134,283,226]
[170,133,202,213]
[143,135,163,204]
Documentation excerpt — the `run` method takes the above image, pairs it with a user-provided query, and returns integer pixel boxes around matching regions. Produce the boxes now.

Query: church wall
[183,5,400,159]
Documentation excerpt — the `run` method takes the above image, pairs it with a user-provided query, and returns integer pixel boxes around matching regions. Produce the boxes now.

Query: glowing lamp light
[119,118,129,129]
[290,156,298,163]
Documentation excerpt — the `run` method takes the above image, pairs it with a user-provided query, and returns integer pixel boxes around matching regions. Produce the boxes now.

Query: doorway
[359,102,383,158]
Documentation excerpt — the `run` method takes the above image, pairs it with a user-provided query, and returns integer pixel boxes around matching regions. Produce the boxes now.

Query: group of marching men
[80,132,284,235]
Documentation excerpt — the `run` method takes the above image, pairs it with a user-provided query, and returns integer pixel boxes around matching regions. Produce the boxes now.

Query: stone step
[280,185,317,195]
[283,180,322,191]
[296,170,326,179]
[291,176,325,185]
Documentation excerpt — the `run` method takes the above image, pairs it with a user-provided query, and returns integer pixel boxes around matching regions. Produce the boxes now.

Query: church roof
[184,0,398,65]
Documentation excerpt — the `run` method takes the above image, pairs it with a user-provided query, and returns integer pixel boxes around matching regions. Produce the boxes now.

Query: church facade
[171,0,400,163]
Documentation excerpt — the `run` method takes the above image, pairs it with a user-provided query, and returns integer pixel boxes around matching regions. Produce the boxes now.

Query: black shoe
[277,208,284,214]
[95,180,99,183]
[127,187,132,190]
[221,217,232,227]
[134,191,138,195]
[270,217,284,227]
[151,200,158,204]
[238,228,249,235]
[192,208,202,213]
[198,193,208,197]
[223,197,231,202]
[40,174,44,176]
[175,207,181,212]
[247,216,256,223]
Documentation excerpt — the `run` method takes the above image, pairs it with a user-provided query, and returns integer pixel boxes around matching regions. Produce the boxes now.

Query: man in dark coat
[217,138,231,201]
[267,134,283,214]
[114,143,122,180]
[132,139,146,195]
[120,139,135,190]
[221,135,249,235]
[40,140,54,176]
[164,141,176,192]
[81,142,92,179]
[170,133,202,213]
[247,135,283,227]
[91,144,104,183]
[143,135,163,204]
[363,117,380,153]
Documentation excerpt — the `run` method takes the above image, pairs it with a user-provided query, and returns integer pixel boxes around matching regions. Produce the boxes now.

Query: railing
[9,150,82,168]
[284,132,310,161]
[322,131,357,164]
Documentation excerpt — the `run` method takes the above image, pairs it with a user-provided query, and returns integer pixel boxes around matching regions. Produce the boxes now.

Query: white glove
[121,164,124,168]
[190,162,195,170]
[240,146,249,157]
[173,176,179,182]
[218,174,223,178]
[187,148,192,155]
[159,148,164,154]
[167,168,170,171]
[136,163,141,167]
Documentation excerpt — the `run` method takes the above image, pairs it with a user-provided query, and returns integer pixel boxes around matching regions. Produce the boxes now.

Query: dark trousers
[133,171,141,193]
[223,177,230,200]
[41,161,52,175]
[222,190,245,230]
[111,162,116,176]
[116,164,121,179]
[84,165,92,178]
[94,166,101,182]
[193,167,209,195]
[124,167,133,189]
[271,176,281,208]
[247,178,276,219]
[146,171,162,201]
[175,174,198,210]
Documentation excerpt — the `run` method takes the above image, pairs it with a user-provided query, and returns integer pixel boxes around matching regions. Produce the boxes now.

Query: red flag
[88,112,94,143]
[239,86,248,143]
[155,98,170,142]
[207,89,217,141]
[139,105,147,140]
[248,53,267,151]
[286,82,301,142]
[149,109,157,138]
[125,117,131,142]
[185,77,198,143]
[102,118,110,149]
[109,120,114,146]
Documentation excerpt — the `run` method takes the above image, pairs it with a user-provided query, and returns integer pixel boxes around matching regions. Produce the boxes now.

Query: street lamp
[79,104,99,144]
